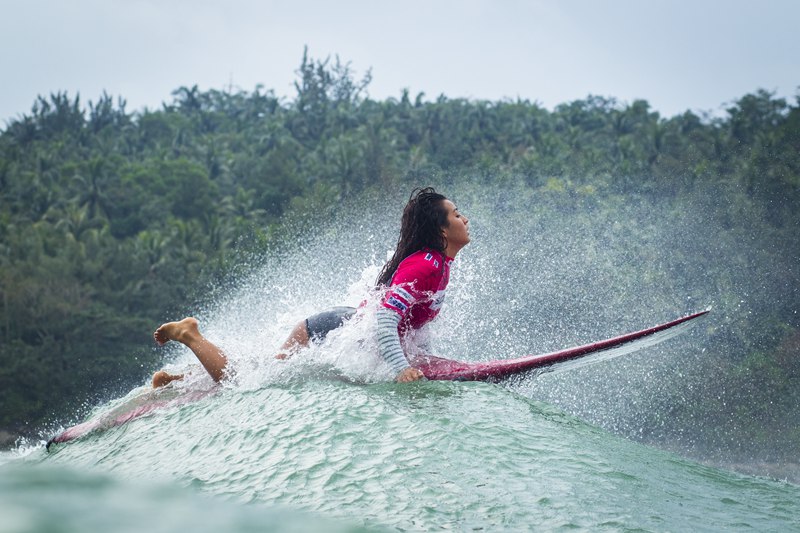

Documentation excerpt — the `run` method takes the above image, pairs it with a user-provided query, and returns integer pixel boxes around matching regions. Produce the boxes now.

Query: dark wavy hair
[376,187,449,286]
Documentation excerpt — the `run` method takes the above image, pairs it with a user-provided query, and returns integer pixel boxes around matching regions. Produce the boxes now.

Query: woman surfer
[152,187,470,385]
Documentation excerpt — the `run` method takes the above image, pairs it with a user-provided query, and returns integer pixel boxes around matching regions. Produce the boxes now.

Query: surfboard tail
[46,386,219,449]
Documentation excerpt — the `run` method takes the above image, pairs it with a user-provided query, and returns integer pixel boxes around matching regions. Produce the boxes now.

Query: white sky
[1,0,798,126]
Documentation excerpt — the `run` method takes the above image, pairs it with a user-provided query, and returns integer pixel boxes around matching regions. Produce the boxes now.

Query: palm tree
[70,158,116,221]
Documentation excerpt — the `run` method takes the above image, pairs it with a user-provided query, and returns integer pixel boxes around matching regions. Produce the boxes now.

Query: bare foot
[154,317,200,346]
[152,370,185,388]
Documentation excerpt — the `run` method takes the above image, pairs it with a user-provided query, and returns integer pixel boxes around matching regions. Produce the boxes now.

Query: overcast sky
[1,0,798,126]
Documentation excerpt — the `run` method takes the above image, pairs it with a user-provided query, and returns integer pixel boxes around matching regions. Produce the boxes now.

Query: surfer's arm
[375,307,411,373]
[375,308,424,382]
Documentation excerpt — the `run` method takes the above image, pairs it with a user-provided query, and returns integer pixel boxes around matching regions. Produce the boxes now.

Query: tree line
[0,50,798,448]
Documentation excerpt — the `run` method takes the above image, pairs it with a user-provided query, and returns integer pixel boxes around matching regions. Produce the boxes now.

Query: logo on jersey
[386,296,408,312]
[394,287,415,303]
[424,252,439,268]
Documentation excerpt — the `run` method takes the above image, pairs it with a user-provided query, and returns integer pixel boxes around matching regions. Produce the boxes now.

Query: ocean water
[4,379,800,532]
[4,186,799,531]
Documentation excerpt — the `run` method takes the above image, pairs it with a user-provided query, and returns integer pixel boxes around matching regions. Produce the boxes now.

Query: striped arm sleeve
[375,307,410,374]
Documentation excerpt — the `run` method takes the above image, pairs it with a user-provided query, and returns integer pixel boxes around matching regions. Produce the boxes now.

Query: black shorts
[305,306,357,342]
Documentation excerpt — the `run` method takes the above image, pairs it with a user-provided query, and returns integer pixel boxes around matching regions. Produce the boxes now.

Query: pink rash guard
[376,248,454,373]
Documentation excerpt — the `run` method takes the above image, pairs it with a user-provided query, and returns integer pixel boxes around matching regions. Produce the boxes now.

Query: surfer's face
[441,200,470,252]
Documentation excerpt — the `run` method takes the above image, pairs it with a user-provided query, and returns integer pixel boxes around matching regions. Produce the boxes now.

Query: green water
[4,378,799,532]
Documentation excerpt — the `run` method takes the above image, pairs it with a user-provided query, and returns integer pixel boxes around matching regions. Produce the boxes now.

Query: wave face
[5,184,800,530]
[5,381,800,531]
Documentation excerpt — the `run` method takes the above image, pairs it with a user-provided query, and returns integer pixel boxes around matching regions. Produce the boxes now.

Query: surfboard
[412,309,710,381]
[47,310,708,449]
[46,387,218,450]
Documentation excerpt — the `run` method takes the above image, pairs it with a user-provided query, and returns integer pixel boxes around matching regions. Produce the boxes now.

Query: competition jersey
[381,248,453,335]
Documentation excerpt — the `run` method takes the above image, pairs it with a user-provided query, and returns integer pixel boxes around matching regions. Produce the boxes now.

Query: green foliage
[0,51,798,451]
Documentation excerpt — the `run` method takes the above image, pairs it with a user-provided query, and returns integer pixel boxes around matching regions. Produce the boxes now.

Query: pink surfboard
[47,310,708,449]
[413,310,709,381]
[47,387,217,449]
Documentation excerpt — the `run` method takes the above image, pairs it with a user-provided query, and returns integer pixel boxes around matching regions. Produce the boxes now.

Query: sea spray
[42,180,799,483]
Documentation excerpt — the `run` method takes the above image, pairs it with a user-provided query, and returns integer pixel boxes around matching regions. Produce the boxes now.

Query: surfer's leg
[274,320,310,359]
[154,317,228,383]
[274,307,357,359]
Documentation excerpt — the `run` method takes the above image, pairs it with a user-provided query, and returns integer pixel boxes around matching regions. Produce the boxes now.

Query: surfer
[152,187,470,386]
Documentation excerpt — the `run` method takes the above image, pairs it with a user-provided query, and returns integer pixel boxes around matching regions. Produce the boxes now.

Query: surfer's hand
[396,367,425,383]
